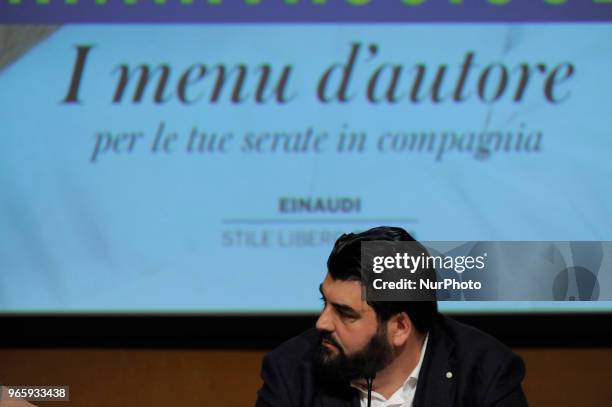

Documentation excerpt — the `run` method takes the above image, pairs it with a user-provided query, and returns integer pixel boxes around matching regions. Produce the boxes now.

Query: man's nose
[315,305,334,332]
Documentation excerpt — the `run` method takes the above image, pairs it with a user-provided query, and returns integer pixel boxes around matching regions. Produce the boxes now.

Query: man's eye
[338,311,357,320]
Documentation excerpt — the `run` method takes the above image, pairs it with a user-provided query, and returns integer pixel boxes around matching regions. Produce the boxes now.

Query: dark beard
[313,324,395,386]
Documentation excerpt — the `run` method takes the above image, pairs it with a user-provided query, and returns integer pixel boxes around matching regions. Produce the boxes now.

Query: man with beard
[255,226,527,407]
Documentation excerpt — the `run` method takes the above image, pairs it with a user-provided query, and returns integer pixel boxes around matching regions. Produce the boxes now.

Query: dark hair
[326,226,439,333]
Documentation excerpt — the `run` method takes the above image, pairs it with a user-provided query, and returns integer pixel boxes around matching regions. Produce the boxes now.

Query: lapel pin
[446,371,453,379]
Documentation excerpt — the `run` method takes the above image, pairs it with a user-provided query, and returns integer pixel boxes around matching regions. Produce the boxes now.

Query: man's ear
[388,312,413,347]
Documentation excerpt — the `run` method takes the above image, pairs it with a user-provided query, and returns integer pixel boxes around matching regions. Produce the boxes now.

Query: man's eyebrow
[332,303,360,318]
[318,283,360,318]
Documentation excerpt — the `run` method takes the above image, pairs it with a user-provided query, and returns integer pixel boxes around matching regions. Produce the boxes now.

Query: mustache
[319,331,342,349]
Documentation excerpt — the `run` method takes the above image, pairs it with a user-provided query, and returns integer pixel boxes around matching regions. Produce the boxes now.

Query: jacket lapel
[413,322,457,407]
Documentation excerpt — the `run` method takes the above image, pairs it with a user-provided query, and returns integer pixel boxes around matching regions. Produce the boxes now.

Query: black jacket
[256,316,527,407]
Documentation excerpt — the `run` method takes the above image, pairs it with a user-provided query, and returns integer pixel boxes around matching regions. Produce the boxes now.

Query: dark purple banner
[2,0,612,24]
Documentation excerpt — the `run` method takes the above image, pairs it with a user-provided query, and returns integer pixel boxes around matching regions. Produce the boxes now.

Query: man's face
[314,273,394,381]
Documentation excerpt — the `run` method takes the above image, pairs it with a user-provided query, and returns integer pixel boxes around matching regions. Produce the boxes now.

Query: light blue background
[1,24,611,313]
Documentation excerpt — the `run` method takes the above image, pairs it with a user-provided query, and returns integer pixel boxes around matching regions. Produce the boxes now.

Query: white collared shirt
[351,333,429,407]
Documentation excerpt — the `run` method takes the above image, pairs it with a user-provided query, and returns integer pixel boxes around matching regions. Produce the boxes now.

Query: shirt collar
[409,332,429,383]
